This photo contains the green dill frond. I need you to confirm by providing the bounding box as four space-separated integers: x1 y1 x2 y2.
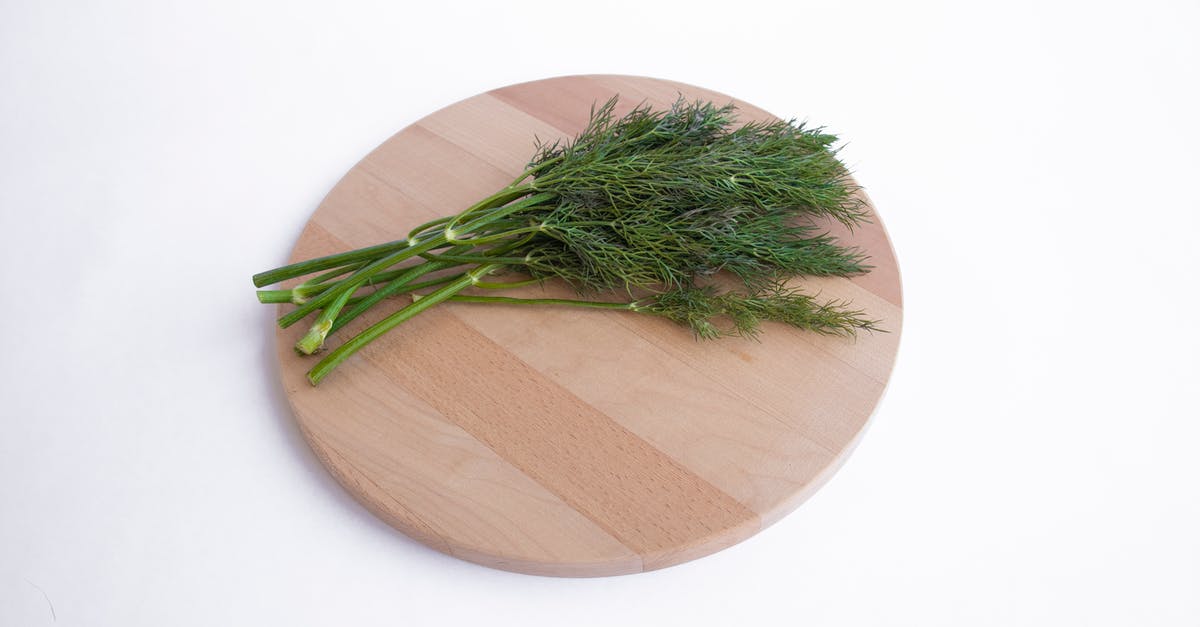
528 96 867 227
506 200 869 294
642 284 882 339
531 96 739 173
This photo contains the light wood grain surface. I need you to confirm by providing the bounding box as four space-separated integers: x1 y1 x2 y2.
274 75 903 577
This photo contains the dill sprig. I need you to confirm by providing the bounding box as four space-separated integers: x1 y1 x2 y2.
436 284 880 340
253 96 881 385
641 284 880 339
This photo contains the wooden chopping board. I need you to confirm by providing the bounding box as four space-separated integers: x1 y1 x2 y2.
275 75 902 577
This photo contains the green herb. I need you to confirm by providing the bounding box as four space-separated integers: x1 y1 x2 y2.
254 97 881 386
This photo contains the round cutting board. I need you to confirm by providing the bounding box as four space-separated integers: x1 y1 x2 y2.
275 75 902 577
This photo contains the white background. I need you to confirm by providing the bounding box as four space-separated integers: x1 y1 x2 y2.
2 0 1197 625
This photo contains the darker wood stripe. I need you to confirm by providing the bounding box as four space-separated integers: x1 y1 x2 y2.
353 308 761 562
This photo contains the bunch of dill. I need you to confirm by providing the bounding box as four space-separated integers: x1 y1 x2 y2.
253 97 880 385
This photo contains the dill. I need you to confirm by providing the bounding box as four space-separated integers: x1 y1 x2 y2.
253 96 881 385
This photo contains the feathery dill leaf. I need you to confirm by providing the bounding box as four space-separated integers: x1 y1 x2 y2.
641 284 881 339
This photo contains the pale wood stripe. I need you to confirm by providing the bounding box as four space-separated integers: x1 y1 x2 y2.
296 420 453 555
357 125 518 230
415 94 564 178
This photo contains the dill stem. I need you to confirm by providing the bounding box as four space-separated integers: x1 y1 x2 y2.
298 262 368 288
275 234 450 328
294 285 355 354
256 262 369 304
443 295 638 311
420 251 528 264
328 259 462 335
328 234 545 334
354 262 464 290
256 290 296 304
275 190 554 329
401 273 467 292
406 215 455 240
450 224 544 246
472 277 543 289
253 183 537 289
338 272 465 308
252 240 411 288
307 263 502 386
